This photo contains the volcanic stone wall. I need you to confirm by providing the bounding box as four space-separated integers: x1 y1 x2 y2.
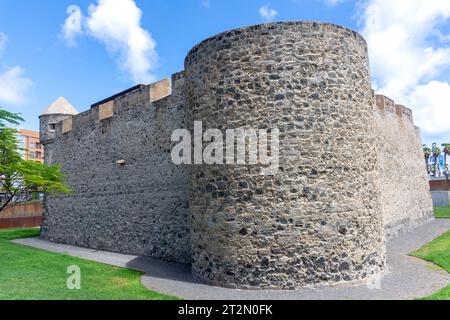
374 95 433 239
40 72 191 263
184 22 386 289
40 21 434 290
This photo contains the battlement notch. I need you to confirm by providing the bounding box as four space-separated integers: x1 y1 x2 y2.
47 72 184 137
375 94 414 122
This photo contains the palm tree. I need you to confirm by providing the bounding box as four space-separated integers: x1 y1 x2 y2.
423 145 431 175
442 143 450 169
442 143 450 181
432 146 441 177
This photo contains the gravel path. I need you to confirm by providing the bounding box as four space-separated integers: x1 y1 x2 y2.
14 219 450 300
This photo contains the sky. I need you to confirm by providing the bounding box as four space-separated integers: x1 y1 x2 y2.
0 0 449 146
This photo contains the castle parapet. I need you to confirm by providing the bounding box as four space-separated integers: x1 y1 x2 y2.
39 70 190 265
49 72 184 136
373 94 432 239
375 94 414 122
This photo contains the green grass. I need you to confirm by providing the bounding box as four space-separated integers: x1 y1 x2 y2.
435 206 450 219
411 229 450 300
0 228 177 300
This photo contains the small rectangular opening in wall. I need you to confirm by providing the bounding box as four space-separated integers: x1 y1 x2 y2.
48 123 56 131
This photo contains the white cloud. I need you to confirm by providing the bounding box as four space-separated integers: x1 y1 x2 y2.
0 33 33 106
259 5 278 23
360 0 450 138
201 0 211 8
409 81 450 135
60 5 84 47
0 66 33 105
60 0 158 84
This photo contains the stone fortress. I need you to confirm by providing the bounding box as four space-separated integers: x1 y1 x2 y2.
39 22 433 289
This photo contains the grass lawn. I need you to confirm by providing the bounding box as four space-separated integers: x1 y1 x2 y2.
435 206 450 219
0 228 177 300
411 229 450 300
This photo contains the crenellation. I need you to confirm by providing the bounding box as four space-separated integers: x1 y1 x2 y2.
52 105 98 139
98 100 114 121
46 73 186 138
414 125 421 135
373 96 432 239
375 94 415 122
39 21 433 290
150 78 171 102
385 96 395 113
375 94 395 113
91 84 146 109
396 104 413 121
61 117 73 134
113 85 150 109
172 71 185 90
395 105 403 117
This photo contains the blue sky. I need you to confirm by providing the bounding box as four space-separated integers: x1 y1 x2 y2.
0 0 449 146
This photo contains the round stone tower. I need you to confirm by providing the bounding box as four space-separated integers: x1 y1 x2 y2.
184 22 386 289
39 96 78 164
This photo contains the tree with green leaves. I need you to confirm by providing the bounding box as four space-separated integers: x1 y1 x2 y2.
423 144 431 175
442 143 450 167
443 143 450 179
0 107 69 212
432 146 442 177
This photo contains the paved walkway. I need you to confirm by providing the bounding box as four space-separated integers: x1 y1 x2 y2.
14 219 450 300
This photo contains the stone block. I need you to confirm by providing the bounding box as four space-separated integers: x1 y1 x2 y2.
99 101 114 121
61 117 73 134
375 95 385 111
150 78 171 102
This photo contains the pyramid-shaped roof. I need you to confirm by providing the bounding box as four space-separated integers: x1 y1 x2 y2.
41 97 78 116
